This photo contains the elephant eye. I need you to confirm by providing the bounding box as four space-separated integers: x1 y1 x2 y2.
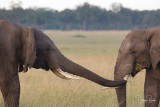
131 51 136 55
46 48 50 51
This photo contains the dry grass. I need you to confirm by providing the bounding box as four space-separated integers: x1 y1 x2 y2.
0 30 146 107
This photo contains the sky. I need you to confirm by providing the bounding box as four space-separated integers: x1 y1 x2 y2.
1 0 160 11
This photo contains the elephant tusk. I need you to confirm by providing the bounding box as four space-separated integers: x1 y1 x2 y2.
123 75 129 81
102 87 119 90
52 68 80 80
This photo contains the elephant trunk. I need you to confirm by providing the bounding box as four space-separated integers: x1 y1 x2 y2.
56 53 127 87
114 54 133 107
114 71 127 107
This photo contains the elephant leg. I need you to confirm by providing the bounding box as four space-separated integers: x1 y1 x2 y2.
0 74 20 107
144 70 159 107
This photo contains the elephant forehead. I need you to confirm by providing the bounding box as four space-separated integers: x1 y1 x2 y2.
120 40 132 51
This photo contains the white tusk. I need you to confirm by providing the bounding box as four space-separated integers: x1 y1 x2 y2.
102 87 119 90
123 75 129 81
52 68 80 80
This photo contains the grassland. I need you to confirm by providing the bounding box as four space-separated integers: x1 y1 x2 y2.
0 30 146 107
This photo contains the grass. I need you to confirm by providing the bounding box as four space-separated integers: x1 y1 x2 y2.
46 30 127 55
0 30 146 107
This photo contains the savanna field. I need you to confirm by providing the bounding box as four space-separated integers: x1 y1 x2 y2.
0 30 146 107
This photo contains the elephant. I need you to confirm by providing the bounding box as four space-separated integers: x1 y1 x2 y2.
114 27 160 107
0 20 128 107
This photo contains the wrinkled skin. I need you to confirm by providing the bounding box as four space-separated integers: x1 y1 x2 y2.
114 27 160 107
0 20 127 107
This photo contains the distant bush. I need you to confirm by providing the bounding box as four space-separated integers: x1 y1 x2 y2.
73 34 86 38
1 2 160 30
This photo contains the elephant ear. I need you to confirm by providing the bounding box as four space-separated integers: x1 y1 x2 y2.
22 26 36 72
146 28 160 70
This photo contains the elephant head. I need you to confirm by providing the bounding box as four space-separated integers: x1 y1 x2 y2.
19 27 129 88
114 27 160 107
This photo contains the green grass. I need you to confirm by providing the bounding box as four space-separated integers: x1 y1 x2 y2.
46 30 127 55
0 30 146 107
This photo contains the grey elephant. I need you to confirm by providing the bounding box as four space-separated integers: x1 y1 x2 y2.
0 20 128 107
114 27 160 107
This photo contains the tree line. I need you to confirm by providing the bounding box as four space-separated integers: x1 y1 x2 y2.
0 3 160 30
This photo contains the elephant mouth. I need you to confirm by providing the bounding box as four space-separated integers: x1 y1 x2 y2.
131 63 144 77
